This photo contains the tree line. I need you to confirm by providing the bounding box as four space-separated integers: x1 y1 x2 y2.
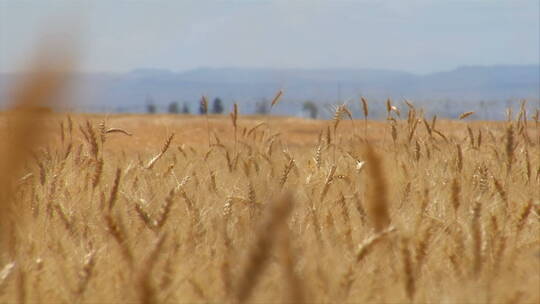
146 97 224 115
146 97 320 119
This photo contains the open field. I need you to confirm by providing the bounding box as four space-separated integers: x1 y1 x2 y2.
0 109 539 303
1 2 539 303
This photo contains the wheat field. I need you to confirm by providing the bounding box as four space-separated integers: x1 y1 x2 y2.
0 66 539 304
0 103 539 304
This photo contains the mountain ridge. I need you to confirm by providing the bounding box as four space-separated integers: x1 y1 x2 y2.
0 64 538 119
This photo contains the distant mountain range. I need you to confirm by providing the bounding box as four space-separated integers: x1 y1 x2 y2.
1 65 538 119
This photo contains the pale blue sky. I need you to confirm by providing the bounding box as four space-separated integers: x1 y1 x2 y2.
0 0 538 73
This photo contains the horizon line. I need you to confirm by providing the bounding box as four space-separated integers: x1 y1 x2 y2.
1 63 539 76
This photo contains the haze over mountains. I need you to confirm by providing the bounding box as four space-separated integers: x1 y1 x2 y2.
1 64 538 119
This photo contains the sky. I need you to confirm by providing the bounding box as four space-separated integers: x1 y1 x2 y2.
0 0 538 74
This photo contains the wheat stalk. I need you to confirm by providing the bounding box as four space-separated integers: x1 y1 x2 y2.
146 133 175 169
401 237 416 300
459 111 475 120
107 168 121 211
235 193 293 303
105 128 132 136
270 89 284 108
364 145 391 232
355 226 396 263
361 97 369 138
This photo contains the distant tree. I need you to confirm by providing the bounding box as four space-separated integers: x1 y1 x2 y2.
145 95 156 114
146 103 156 114
168 101 179 114
255 98 269 115
212 97 224 114
199 97 208 115
302 101 319 119
480 100 486 120
182 102 190 114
